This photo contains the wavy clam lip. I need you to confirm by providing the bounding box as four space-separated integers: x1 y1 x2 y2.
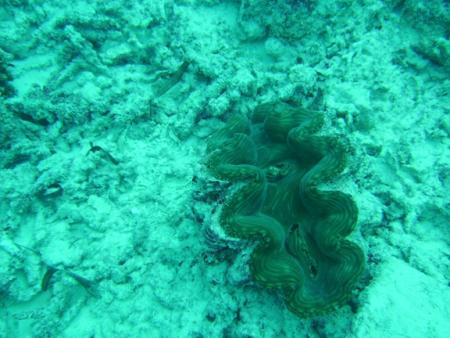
206 102 365 318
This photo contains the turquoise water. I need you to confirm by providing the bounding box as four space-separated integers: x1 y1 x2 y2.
0 1 449 337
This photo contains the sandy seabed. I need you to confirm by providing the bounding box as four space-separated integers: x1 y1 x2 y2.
0 1 449 337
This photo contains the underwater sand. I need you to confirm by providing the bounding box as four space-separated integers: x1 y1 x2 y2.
0 0 449 337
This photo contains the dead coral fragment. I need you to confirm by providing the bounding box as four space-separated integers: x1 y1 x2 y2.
206 102 364 317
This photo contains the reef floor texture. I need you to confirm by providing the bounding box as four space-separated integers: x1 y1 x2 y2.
0 1 449 337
